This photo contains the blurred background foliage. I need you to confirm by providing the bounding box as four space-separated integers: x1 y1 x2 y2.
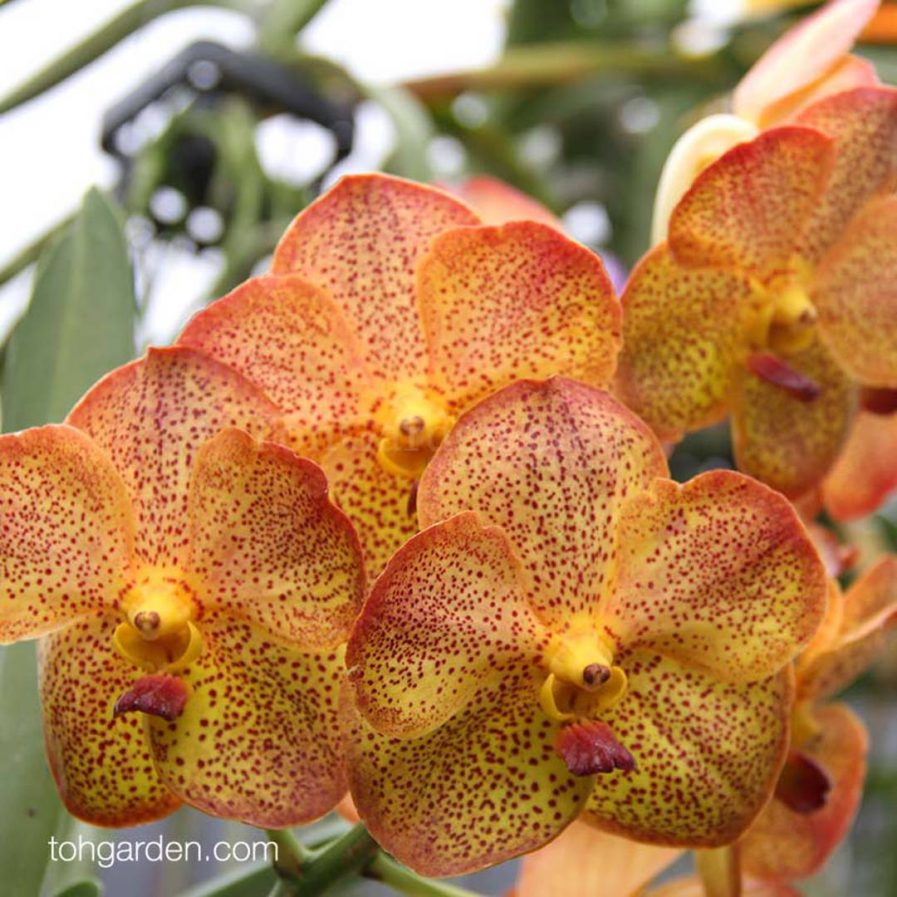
0 0 896 895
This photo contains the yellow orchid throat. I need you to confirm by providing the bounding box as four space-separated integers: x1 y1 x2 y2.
374 381 455 479
745 266 817 356
113 567 202 674
539 630 628 723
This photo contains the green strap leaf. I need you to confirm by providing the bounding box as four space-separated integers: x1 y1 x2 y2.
0 187 137 897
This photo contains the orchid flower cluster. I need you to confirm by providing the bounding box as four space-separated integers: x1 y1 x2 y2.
1 1 895 895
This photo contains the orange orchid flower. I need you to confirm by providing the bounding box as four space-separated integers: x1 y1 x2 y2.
739 556 897 883
178 173 621 574
653 0 880 242
443 175 564 229
620 87 897 499
644 874 799 897
510 822 682 897
341 378 827 875
822 388 897 519
0 347 365 827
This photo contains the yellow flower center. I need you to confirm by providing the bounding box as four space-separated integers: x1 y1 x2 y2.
539 630 628 723
745 266 817 355
113 567 202 673
374 381 455 480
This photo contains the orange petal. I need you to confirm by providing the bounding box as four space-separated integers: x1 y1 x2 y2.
38 614 181 826
799 556 897 701
585 658 793 847
733 0 880 125
796 86 897 262
731 336 857 498
617 243 754 441
346 512 545 738
864 3 897 42
824 408 897 520
603 471 827 683
514 820 681 897
341 674 592 876
147 613 347 826
318 428 421 576
67 347 281 567
186 428 365 651
757 54 880 128
647 877 801 897
271 173 479 380
813 194 897 387
418 378 667 630
668 127 834 279
177 275 373 453
418 221 621 409
444 176 562 229
0 425 135 642
740 702 868 881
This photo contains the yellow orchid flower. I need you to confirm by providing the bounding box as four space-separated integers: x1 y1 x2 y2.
0 347 365 827
654 0 880 243
620 86 897 499
340 378 827 875
177 173 621 574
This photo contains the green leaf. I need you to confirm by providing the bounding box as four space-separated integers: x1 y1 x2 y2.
1 187 137 431
0 187 137 897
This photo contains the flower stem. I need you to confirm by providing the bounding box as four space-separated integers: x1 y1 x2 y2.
367 853 484 897
265 828 313 879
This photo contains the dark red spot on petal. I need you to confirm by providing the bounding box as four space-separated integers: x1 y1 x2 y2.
746 351 821 402
113 674 189 722
407 480 420 517
555 721 636 776
775 750 831 813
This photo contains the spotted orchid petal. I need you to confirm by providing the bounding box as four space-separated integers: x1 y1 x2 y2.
272 174 479 380
731 336 857 498
178 275 373 454
446 176 563 229
38 615 181 826
796 86 897 263
617 243 754 441
418 222 621 410
733 0 880 126
824 406 897 520
67 347 281 568
585 658 793 846
0 426 135 642
146 613 348 827
186 428 365 651
347 512 546 738
341 673 592 877
798 556 897 702
417 378 667 630
740 703 868 881
603 471 826 683
317 428 421 575
813 194 897 387
513 821 681 897
668 127 834 279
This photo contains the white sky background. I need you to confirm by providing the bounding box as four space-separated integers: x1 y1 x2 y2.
0 0 508 341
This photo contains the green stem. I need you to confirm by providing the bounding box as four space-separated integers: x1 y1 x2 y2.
402 41 725 102
265 828 313 879
291 824 380 895
257 0 330 54
0 0 259 114
367 854 484 897
266 880 295 897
